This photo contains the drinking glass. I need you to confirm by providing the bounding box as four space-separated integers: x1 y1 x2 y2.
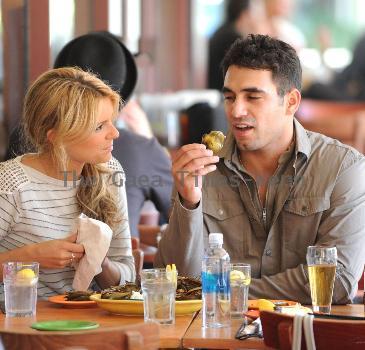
230 263 251 318
141 268 176 325
306 246 337 314
3 262 39 317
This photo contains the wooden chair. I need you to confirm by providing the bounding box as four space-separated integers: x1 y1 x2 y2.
131 237 144 279
296 99 365 153
0 322 159 350
138 225 159 266
261 310 365 350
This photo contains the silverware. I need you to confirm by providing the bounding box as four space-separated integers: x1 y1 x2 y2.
235 317 263 340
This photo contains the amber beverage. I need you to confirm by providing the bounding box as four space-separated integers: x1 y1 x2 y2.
308 264 336 308
306 246 337 314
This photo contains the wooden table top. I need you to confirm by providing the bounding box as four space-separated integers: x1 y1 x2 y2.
0 300 197 349
183 304 365 350
1 302 364 349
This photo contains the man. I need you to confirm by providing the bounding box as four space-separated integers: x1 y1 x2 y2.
156 34 365 304
207 0 252 90
5 32 173 238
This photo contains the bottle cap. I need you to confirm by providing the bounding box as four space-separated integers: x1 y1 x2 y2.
209 233 223 245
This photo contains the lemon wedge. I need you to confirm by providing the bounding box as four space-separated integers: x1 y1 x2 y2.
166 264 178 288
230 270 251 285
257 299 275 311
16 268 35 280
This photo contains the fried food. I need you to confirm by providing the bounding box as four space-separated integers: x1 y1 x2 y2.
202 131 226 155
101 283 140 300
65 290 95 301
100 276 202 301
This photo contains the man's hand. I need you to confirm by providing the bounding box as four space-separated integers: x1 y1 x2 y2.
172 144 219 208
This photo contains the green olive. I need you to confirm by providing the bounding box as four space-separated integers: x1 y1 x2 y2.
202 131 226 155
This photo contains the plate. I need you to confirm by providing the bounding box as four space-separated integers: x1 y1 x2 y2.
248 299 298 310
31 320 99 331
48 295 97 308
90 294 202 316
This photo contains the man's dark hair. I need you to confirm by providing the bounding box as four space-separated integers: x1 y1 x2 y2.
226 0 250 23
221 34 302 96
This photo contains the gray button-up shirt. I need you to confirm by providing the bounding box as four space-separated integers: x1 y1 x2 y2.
155 119 365 304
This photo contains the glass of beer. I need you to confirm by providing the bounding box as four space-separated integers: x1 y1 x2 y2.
306 246 337 314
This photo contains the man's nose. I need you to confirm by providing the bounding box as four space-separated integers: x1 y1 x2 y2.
232 99 248 118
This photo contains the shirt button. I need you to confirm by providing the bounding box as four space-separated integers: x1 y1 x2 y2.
218 209 224 216
265 249 272 256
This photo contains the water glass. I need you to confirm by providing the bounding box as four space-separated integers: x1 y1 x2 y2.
306 246 337 314
3 262 39 317
230 263 251 318
141 268 175 325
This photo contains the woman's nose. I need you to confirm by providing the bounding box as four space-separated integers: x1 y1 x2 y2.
109 124 119 139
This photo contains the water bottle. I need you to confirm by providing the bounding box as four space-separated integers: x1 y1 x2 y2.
202 233 231 328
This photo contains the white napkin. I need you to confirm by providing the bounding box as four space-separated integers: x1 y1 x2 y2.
72 214 113 291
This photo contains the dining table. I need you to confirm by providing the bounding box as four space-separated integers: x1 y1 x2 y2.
0 300 197 349
0 301 364 349
182 304 365 349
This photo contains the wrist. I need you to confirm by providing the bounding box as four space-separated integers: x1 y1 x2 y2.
179 194 199 210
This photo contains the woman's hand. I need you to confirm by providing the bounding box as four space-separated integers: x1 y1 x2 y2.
24 233 85 269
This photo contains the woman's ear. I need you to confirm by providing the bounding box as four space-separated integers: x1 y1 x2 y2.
286 89 301 116
46 129 56 144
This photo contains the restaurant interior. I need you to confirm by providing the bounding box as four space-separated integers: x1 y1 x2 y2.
1 0 365 349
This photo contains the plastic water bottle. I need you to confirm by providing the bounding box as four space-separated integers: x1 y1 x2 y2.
202 233 231 328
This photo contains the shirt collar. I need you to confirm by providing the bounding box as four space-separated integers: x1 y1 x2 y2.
293 118 311 159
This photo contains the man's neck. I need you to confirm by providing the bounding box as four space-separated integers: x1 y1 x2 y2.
239 128 295 180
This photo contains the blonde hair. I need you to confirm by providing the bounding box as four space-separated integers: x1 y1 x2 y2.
22 67 122 229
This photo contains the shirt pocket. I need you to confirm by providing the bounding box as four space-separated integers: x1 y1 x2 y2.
203 198 248 259
282 197 330 263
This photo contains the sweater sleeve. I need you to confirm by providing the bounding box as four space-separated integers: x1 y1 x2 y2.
154 193 205 277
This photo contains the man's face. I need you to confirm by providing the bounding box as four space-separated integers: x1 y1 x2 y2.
223 66 294 154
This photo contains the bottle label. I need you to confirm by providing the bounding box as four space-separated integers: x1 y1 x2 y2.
202 271 230 293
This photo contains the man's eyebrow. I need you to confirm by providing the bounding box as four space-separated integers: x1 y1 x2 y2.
222 86 267 94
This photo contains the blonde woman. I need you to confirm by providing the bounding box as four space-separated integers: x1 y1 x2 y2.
0 67 135 297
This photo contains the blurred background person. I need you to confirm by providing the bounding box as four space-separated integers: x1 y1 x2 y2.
303 33 365 101
261 0 306 51
207 0 253 90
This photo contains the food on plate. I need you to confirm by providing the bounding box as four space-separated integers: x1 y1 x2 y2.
176 276 201 300
202 131 226 155
65 290 96 301
99 276 202 301
101 283 140 300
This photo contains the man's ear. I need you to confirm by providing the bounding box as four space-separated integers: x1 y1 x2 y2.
46 129 56 144
285 89 301 116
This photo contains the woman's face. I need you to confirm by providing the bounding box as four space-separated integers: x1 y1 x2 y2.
65 97 119 171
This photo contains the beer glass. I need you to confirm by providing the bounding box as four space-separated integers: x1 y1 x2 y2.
306 246 337 314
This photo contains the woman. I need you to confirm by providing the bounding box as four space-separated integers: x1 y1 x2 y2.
0 67 135 298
